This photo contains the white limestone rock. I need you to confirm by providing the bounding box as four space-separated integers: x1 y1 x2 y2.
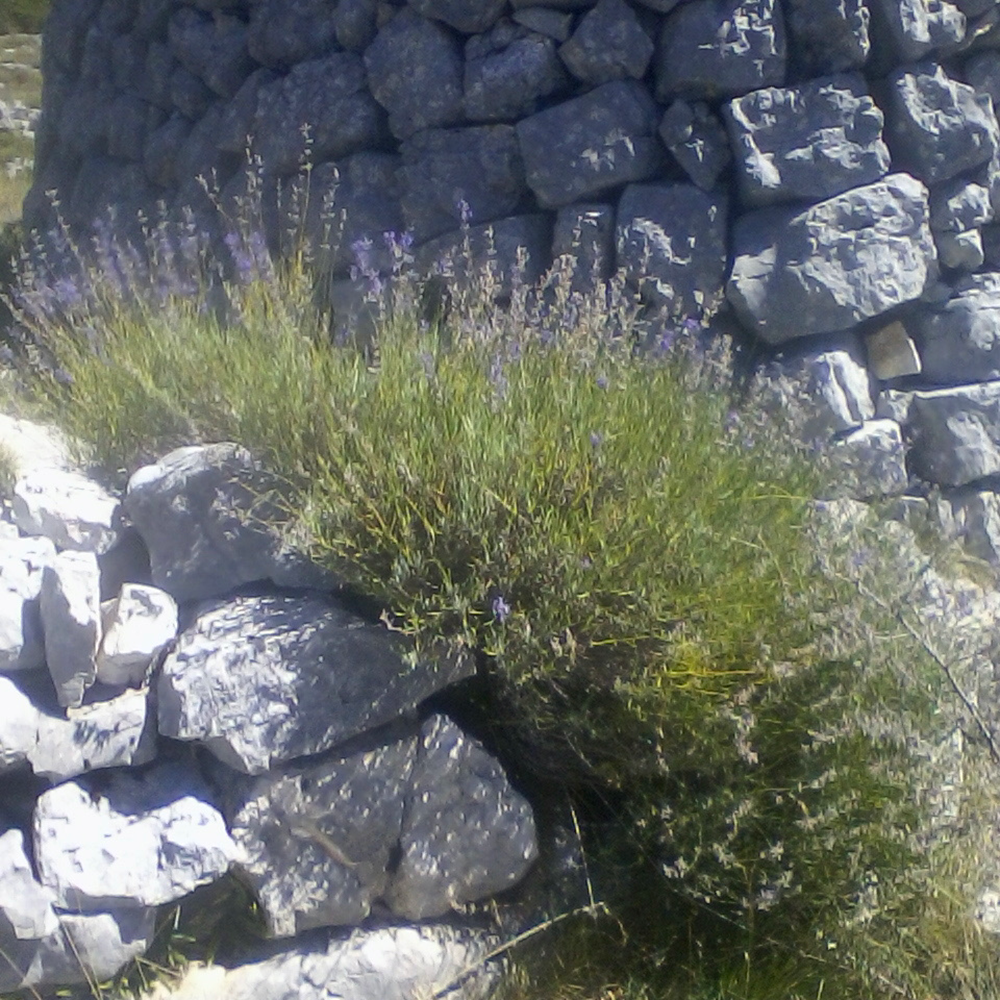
40 550 101 708
97 584 178 686
12 469 119 554
0 536 55 672
34 764 240 910
824 419 909 500
0 676 40 773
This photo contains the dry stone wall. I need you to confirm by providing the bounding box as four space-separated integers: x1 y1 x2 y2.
26 0 1000 539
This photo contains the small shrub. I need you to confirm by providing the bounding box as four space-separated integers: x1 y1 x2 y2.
13 201 1000 999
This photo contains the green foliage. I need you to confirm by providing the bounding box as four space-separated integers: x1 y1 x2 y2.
0 1 49 35
13 208 1000 999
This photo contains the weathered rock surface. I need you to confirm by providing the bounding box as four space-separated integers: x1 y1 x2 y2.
909 382 1000 485
558 0 653 85
658 99 731 192
409 0 507 34
883 62 998 186
230 722 419 937
97 583 178 687
615 182 728 317
868 0 966 64
866 320 923 380
0 538 55 673
824 419 910 499
727 173 937 344
0 677 39 772
12 469 119 554
123 443 332 603
39 550 101 709
940 489 1000 563
246 0 340 68
399 125 525 244
364 9 464 139
654 0 786 103
517 80 664 208
167 6 254 98
33 764 239 910
464 21 568 122
386 715 538 921
909 274 1000 384
786 0 871 75
723 74 890 208
141 925 500 1000
158 594 475 773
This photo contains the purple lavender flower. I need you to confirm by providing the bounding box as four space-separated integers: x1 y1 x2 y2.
590 431 603 448
492 595 511 623
596 375 609 390
489 354 507 400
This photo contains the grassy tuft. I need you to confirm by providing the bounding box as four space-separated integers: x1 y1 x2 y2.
0 2 48 36
10 195 1000 998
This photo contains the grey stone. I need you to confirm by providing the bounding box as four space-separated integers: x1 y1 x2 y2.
170 65 214 120
143 40 176 110
866 320 923 379
909 274 1000 383
33 765 239 910
216 67 277 155
616 182 727 318
44 0 102 73
230 722 419 936
147 925 499 1000
955 0 998 14
414 214 554 293
400 126 525 244
247 0 340 67
252 53 388 176
727 173 937 344
884 62 999 186
99 0 136 32
786 0 871 75
135 0 173 40
512 6 575 39
57 85 110 157
755 336 876 443
173 100 236 190
364 9 465 140
937 227 985 269
464 22 569 122
868 0 966 63
510 0 597 6
722 74 891 208
558 0 654 85
409 0 508 33
0 538 55 673
333 0 380 50
553 204 615 292
123 443 332 603
111 32 148 94
386 715 538 920
964 49 1000 110
658 100 731 192
40 551 101 710
106 93 150 162
930 178 993 233
941 489 1000 563
516 80 664 208
909 382 1000 485
823 420 909 500
654 0 786 103
0 677 38 772
0 829 59 942
168 7 255 98
79 23 112 83
96 584 178 687
0 416 74 481
876 388 916 424
143 114 192 188
158 594 475 773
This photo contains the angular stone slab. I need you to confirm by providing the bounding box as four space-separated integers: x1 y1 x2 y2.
0 677 38 773
386 715 538 920
34 764 239 910
516 80 664 208
824 420 909 500
12 469 119 555
364 9 464 140
654 0 786 103
464 22 568 123
558 0 654 86
0 828 59 942
615 182 728 318
246 0 341 68
786 0 870 75
0 537 55 673
146 925 499 1000
658 99 731 192
883 62 998 186
909 274 1000 384
252 53 389 176
408 0 507 33
158 594 475 773
723 74 890 208
123 443 333 603
866 320 922 380
868 0 966 64
727 173 937 344
909 382 1000 486
40 551 101 710
97 584 178 687
399 125 526 244
941 490 1000 564
230 722 419 937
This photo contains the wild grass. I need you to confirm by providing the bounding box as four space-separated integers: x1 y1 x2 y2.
6 191 1000 999
0 34 41 71
0 2 48 37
